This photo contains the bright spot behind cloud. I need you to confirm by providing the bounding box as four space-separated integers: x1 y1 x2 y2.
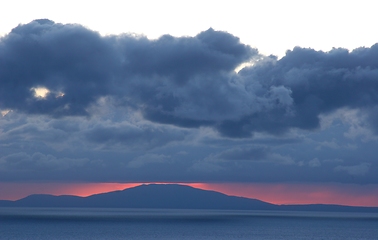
1 109 10 116
31 87 50 98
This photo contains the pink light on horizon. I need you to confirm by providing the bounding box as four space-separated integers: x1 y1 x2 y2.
1 182 378 207
0 182 142 200
186 183 378 207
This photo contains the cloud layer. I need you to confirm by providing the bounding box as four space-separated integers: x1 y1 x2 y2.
0 20 377 185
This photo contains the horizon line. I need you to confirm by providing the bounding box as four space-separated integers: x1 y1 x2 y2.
1 182 378 208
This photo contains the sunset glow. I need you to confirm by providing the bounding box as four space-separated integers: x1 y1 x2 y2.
187 183 378 207
0 182 141 200
1 182 377 207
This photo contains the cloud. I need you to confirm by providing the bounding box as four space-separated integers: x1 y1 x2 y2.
216 146 268 161
116 28 255 83
1 19 378 186
236 46 378 137
0 19 118 117
0 19 293 138
319 108 377 141
315 139 340 150
309 158 321 167
0 152 88 171
0 20 257 123
85 122 187 150
202 146 295 166
335 163 371 176
127 154 172 168
5 20 378 139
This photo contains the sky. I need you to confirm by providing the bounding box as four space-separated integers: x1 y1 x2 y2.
1 0 378 207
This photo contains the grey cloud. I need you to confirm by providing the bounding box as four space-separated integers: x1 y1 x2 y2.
366 106 378 135
0 19 255 118
189 160 225 173
115 28 255 83
0 114 377 184
0 109 186 154
205 146 294 165
3 20 378 139
335 163 371 176
127 154 172 168
315 139 340 150
4 122 69 142
114 30 264 132
0 113 83 151
1 94 377 185
308 158 321 167
48 119 81 133
0 152 88 171
0 19 118 117
216 146 268 161
85 123 187 150
235 46 378 137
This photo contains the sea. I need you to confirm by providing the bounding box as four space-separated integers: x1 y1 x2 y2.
1 208 377 240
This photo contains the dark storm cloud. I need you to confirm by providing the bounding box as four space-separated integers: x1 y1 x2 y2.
234 46 378 136
0 19 118 116
116 28 254 83
131 44 378 138
2 19 378 139
0 19 256 122
2 19 378 187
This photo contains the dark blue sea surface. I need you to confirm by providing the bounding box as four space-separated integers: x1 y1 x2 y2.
1 208 377 239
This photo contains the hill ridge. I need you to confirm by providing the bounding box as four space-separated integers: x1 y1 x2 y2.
1 184 378 212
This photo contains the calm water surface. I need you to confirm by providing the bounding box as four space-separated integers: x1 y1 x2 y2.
1 208 377 239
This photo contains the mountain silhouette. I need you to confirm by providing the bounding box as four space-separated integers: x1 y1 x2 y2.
1 184 377 212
